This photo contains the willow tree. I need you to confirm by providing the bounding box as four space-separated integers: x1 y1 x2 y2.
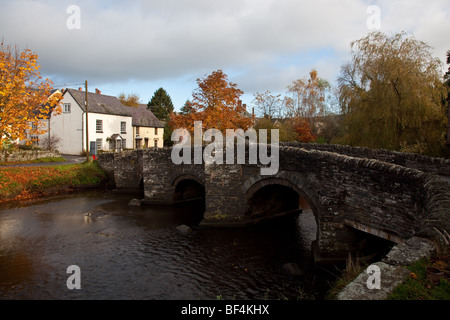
445 50 450 153
445 50 450 86
338 31 447 156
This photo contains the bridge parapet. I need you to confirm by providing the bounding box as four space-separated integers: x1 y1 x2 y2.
416 175 450 252
281 142 450 177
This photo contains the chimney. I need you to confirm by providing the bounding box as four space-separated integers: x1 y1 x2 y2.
95 88 101 94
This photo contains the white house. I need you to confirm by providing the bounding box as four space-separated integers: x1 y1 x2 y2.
49 88 133 155
16 89 62 148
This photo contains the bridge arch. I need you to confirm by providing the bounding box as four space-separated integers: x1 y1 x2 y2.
243 171 319 225
171 174 205 202
243 171 320 214
243 172 320 253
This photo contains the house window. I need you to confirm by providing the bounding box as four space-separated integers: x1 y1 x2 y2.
96 120 103 133
136 127 140 137
121 122 126 134
32 122 38 130
64 103 71 113
154 139 159 148
96 138 102 151
122 139 126 149
155 128 158 135
31 135 39 146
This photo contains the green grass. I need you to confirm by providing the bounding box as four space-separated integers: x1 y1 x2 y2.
388 256 450 300
0 156 66 166
326 252 450 300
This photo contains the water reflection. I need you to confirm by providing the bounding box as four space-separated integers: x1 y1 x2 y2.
0 190 331 300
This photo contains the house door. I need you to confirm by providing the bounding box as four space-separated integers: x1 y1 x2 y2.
90 141 97 156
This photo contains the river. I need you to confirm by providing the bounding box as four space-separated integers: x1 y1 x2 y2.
0 190 334 300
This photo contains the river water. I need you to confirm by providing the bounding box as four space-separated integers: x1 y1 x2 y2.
0 190 334 300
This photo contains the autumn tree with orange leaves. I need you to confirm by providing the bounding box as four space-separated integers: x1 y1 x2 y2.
0 42 61 148
170 70 252 133
291 118 316 142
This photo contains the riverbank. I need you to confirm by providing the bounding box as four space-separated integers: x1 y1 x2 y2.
0 161 108 204
327 245 450 300
388 251 450 300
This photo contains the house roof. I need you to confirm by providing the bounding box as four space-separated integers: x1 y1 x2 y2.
63 89 164 128
110 134 123 140
65 88 132 117
31 89 63 119
127 104 165 128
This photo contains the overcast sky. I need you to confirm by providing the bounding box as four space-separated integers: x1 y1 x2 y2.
1 0 449 111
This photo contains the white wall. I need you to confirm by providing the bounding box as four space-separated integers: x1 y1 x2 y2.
88 113 133 152
49 92 133 155
49 93 84 155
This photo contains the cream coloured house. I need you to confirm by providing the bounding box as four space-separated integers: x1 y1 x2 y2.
127 104 164 149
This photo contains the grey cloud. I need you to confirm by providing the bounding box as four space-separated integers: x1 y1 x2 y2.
1 0 448 95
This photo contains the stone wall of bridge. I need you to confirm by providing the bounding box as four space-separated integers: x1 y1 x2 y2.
142 147 205 204
140 147 257 222
281 142 450 176
96 144 450 261
277 147 428 260
280 146 450 258
96 150 144 191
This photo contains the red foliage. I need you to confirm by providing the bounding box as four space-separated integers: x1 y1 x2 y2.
169 70 252 133
291 118 316 143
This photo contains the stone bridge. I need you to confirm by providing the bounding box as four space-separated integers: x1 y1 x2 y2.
97 143 450 262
